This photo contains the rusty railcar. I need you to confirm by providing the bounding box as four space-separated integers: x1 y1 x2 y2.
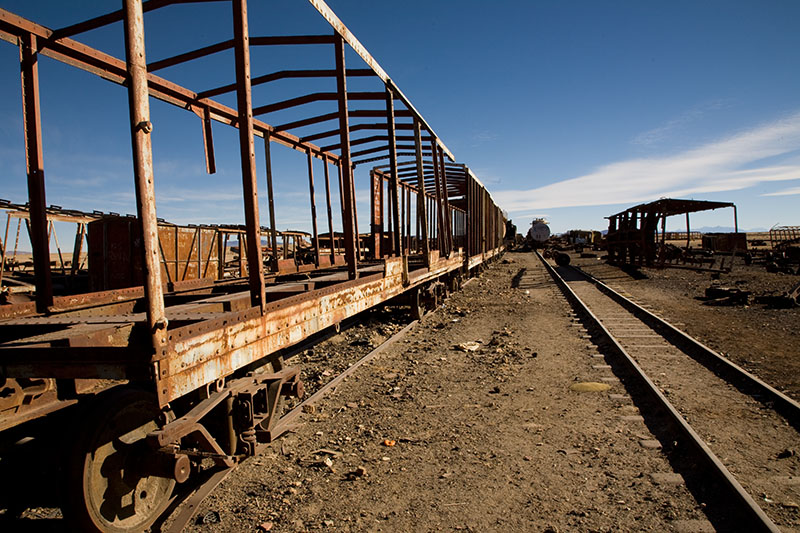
0 1 505 531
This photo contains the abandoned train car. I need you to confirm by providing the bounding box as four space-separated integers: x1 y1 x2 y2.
0 1 505 531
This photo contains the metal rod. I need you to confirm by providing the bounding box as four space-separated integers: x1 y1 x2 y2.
122 0 167 351
413 119 429 262
264 133 279 273
306 148 320 267
322 155 335 263
232 0 265 310
19 33 53 312
202 106 216 174
385 86 401 256
334 33 358 279
70 222 85 278
438 146 452 257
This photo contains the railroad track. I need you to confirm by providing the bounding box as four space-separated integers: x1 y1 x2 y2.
536 251 800 532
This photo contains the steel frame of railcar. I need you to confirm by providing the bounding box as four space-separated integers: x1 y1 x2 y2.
0 0 505 528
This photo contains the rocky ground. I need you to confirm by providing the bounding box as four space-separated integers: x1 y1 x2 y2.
182 251 724 533
4 250 798 532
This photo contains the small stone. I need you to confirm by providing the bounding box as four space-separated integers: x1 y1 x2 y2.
489 386 501 394
777 448 796 459
354 466 367 477
346 402 359 409
323 519 334 527
257 522 274 532
198 511 220 524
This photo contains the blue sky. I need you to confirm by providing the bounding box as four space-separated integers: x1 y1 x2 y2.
1 0 799 245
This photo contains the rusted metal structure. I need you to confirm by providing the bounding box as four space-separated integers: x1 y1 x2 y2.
0 1 505 531
606 198 738 272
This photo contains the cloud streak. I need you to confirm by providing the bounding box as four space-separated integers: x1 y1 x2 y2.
495 111 800 213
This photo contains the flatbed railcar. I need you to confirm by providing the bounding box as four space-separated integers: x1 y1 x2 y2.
0 1 505 531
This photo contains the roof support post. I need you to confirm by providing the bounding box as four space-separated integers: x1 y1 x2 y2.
122 0 167 351
430 139 446 255
232 0 265 310
322 155 336 262
334 33 358 278
413 120 429 263
385 86 401 256
19 33 53 313
438 144 452 257
369 170 380 258
306 148 320 267
263 133 279 273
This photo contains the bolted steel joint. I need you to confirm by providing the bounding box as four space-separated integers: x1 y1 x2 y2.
153 317 168 331
281 379 304 399
136 120 153 134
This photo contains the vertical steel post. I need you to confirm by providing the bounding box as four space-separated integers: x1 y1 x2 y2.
232 0 265 309
322 155 336 262
19 33 53 312
0 214 9 287
385 87 402 256
438 145 452 257
430 140 444 254
202 106 216 174
122 0 167 350
70 223 85 278
370 170 381 258
334 34 358 278
306 149 320 267
686 212 691 249
263 133 279 273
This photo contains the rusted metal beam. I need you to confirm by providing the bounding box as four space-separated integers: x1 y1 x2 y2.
274 112 339 133
413 119 430 262
306 0 455 162
438 142 452 257
197 68 374 100
306 148 320 267
322 155 336 262
264 133 279 273
334 34 358 279
386 86 401 256
122 0 167 352
253 91 396 116
232 0 265 311
0 9 340 164
202 106 216 174
250 34 335 46
147 39 234 72
19 33 53 313
49 0 184 40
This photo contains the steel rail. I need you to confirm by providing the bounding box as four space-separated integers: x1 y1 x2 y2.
155 318 420 532
534 251 781 533
571 263 800 428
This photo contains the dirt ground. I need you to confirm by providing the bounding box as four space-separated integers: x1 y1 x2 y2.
184 251 717 533
6 249 798 531
570 252 800 400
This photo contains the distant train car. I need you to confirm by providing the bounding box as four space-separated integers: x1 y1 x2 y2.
526 218 551 247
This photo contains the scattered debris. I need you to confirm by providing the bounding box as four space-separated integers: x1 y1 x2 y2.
569 382 612 392
455 341 481 352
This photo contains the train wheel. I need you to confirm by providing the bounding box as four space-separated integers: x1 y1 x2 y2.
448 274 461 294
410 288 425 320
64 387 175 533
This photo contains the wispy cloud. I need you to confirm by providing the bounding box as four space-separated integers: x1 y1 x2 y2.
495 111 800 213
762 185 800 197
631 99 733 146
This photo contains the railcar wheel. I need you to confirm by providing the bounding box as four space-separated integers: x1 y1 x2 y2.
64 388 176 533
410 288 425 320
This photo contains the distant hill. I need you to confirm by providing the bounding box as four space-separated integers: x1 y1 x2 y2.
691 226 768 233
